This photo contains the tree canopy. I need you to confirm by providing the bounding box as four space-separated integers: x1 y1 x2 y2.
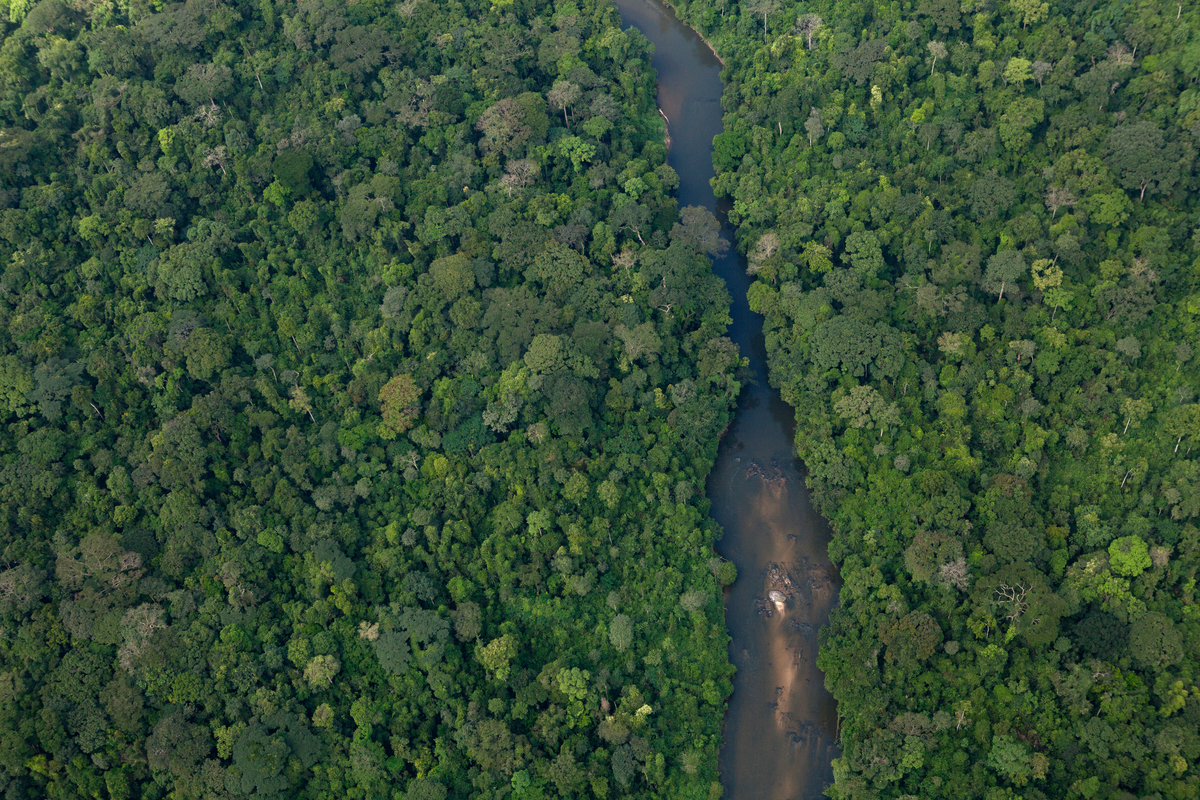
666 0 1200 796
0 0 742 797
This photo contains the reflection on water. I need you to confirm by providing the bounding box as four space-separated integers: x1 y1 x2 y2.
611 0 841 797
708 403 840 800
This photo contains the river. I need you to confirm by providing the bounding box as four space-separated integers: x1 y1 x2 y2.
609 1 841 797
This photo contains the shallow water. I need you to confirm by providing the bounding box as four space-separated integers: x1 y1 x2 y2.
610 1 841 797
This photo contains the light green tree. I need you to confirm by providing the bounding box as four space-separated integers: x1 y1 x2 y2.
476 634 518 680
1108 535 1150 577
1010 0 1048 28
1002 57 1032 86
557 136 596 172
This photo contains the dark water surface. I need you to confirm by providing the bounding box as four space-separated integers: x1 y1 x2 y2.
610 1 841 797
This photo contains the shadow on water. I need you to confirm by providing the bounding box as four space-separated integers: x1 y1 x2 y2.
610 0 841 797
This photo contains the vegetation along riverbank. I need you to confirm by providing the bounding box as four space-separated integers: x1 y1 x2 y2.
4 0 1200 796
664 0 1200 797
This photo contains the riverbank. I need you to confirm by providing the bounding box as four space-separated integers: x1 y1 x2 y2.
613 0 840 797
654 0 727 66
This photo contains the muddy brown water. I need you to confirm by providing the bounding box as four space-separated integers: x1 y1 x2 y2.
610 0 841 797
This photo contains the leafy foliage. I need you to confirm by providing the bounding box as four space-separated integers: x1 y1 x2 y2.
666 0 1200 796
0 0 741 796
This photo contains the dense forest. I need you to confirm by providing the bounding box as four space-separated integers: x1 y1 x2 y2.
664 0 1200 797
0 0 746 797
6 0 1200 795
